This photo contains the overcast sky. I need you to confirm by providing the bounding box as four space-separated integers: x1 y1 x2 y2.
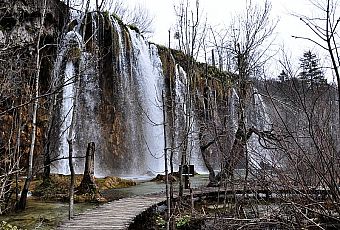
122 0 315 50
120 0 331 78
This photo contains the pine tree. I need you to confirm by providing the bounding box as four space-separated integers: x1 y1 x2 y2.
299 51 326 86
278 70 288 82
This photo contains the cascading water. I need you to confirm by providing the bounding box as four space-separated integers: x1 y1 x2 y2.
53 13 171 177
52 30 83 175
129 30 165 175
247 90 273 167
75 50 101 174
228 87 274 169
57 61 74 175
230 88 239 132
174 64 207 173
173 64 186 168
52 12 274 178
111 18 144 176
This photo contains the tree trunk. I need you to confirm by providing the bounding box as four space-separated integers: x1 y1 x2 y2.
43 143 51 185
42 92 58 185
17 0 47 211
78 142 97 194
162 91 170 230
200 139 217 186
42 114 54 186
68 139 75 219
218 125 253 182
15 101 22 204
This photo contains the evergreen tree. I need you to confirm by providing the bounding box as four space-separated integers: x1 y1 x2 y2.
278 70 288 82
298 50 326 86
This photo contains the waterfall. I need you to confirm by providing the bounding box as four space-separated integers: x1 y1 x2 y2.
228 87 274 169
247 89 273 168
129 30 165 175
52 12 273 178
110 17 144 176
174 65 207 173
52 12 211 177
52 14 168 177
75 50 101 175
51 30 83 175
57 61 74 175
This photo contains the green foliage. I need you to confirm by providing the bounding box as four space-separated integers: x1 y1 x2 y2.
176 215 191 228
68 47 81 61
0 221 23 230
103 11 110 18
111 13 124 26
155 215 166 228
127 24 140 34
278 70 288 82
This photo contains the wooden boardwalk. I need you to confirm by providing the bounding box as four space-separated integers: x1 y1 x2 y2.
57 185 324 230
57 187 269 230
57 194 165 230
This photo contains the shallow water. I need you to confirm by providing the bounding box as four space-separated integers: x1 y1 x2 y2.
102 174 209 200
0 199 97 230
0 174 209 229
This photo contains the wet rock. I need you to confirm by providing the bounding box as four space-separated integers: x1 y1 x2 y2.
151 174 178 182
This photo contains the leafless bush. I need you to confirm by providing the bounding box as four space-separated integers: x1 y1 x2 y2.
109 0 154 35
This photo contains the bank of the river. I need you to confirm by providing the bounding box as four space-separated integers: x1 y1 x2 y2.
0 174 209 229
0 199 97 230
0 174 136 229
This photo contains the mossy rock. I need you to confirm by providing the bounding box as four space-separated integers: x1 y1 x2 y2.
111 12 124 26
96 176 136 190
0 221 24 230
67 46 81 61
32 174 86 200
127 24 140 34
32 175 136 201
151 174 177 182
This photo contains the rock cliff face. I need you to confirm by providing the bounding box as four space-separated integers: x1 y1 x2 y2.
0 2 292 178
0 4 237 177
0 0 68 166
0 0 67 48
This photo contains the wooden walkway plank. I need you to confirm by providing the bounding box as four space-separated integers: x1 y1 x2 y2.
57 195 165 230
57 183 334 230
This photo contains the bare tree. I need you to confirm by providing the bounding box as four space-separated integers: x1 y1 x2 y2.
262 49 340 226
293 0 340 128
172 0 208 198
109 0 154 35
201 0 276 185
208 26 235 72
17 0 48 211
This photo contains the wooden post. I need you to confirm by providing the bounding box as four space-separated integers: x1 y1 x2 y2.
162 90 170 230
190 188 194 214
211 49 215 67
68 139 75 219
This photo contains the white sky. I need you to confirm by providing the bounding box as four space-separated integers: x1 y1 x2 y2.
123 0 314 48
121 0 332 79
